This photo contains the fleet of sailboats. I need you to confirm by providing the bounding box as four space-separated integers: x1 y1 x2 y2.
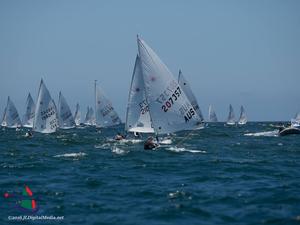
0 36 258 138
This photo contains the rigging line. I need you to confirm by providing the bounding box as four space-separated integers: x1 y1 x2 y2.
175 123 203 148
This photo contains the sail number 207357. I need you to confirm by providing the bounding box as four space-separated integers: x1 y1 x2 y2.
161 86 181 112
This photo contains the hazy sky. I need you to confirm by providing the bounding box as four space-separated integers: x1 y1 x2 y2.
0 0 299 121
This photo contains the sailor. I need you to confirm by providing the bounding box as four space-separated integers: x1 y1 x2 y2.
25 131 33 138
114 132 125 141
144 136 159 150
133 132 141 138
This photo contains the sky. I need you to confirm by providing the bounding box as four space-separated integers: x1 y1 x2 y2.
0 0 299 121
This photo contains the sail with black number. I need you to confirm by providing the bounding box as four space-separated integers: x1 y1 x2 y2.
74 103 81 126
33 79 58 133
125 55 154 133
208 105 218 122
58 92 75 129
238 105 247 125
22 93 35 128
226 104 235 125
95 81 121 127
1 96 22 128
291 112 300 127
178 70 204 123
137 36 202 134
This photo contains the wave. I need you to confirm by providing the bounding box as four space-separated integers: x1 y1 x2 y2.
244 130 278 137
54 152 87 158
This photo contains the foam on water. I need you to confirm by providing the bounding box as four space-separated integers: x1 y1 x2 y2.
166 146 206 153
244 130 278 137
54 152 87 158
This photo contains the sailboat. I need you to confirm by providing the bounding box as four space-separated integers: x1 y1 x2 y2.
74 103 81 126
57 92 75 129
22 93 35 128
1 96 22 128
125 55 154 134
137 36 202 135
226 104 236 125
33 79 58 133
84 107 95 126
94 81 121 128
178 70 204 124
238 105 247 125
291 112 300 128
208 105 218 122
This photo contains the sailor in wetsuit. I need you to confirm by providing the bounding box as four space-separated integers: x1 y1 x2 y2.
114 132 125 141
144 136 159 150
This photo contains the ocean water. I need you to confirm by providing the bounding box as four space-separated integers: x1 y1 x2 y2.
1 122 300 225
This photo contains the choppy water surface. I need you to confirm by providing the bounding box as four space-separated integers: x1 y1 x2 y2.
1 122 300 225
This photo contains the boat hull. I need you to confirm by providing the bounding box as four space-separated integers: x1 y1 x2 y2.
279 127 300 136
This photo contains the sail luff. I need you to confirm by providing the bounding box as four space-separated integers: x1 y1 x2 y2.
74 103 80 126
22 93 35 128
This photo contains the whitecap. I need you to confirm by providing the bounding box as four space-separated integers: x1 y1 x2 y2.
166 146 206 153
159 139 172 145
244 130 278 137
111 146 127 155
54 152 87 158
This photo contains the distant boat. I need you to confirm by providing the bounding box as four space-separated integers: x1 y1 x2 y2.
226 104 235 125
57 92 75 129
125 55 154 133
74 103 81 126
1 96 22 128
291 112 300 128
94 81 121 128
208 105 218 122
33 79 58 133
137 36 202 135
22 93 35 128
84 106 94 126
238 105 247 125
178 70 204 124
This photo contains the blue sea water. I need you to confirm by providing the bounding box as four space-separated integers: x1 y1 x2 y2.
0 122 300 225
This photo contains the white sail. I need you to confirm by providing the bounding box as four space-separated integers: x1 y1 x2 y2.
137 36 202 134
89 107 96 126
84 107 91 125
22 93 35 128
1 96 22 128
58 92 75 129
208 105 218 122
238 105 247 125
291 112 300 127
226 104 235 125
178 70 204 122
74 103 81 126
95 81 121 127
125 55 154 133
33 79 58 133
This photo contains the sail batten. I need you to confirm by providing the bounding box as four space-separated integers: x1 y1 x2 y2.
137 36 202 134
33 79 58 133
